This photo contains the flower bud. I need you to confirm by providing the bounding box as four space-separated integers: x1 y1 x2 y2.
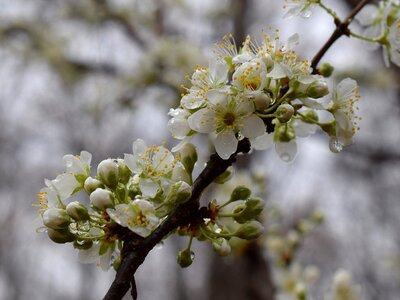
165 181 192 205
66 201 90 221
177 248 194 268
90 188 114 211
275 124 295 142
97 159 119 189
319 62 334 78
214 166 234 184
306 80 329 99
301 110 319 124
295 283 307 300
311 211 324 224
43 208 71 230
253 93 271 111
84 177 103 195
233 197 265 224
212 238 231 256
230 185 251 202
234 220 264 240
47 228 76 244
262 53 273 68
117 159 132 184
178 143 198 175
276 104 294 123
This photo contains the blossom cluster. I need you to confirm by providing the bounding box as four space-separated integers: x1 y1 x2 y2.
35 140 265 269
168 32 361 161
356 0 400 67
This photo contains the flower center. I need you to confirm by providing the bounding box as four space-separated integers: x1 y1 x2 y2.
223 112 236 126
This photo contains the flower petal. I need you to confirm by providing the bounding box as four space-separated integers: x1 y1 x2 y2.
214 129 238 159
240 114 266 138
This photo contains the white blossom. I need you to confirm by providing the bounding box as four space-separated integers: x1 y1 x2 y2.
106 199 160 237
283 0 319 19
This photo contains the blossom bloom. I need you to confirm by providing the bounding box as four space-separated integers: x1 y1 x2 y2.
106 199 160 237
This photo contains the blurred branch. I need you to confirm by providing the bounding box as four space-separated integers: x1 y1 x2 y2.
0 24 117 84
311 0 371 73
104 139 251 300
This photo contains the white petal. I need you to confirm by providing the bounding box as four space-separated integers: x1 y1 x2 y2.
207 90 228 106
251 132 274 150
152 147 174 173
214 129 238 160
336 78 357 101
132 139 147 157
181 93 204 110
188 108 217 133
124 153 141 173
275 141 297 162
168 117 191 139
268 62 287 79
79 242 100 264
356 4 378 26
171 136 193 152
139 179 159 198
240 114 266 138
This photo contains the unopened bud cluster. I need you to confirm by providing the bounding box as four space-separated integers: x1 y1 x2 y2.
35 141 266 270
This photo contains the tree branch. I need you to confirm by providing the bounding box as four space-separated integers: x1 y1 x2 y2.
311 0 371 73
103 139 251 300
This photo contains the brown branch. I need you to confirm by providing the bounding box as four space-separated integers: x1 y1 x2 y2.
311 0 371 73
103 139 251 300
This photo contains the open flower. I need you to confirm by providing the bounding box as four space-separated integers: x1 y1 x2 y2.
106 199 160 237
124 139 183 197
63 151 92 184
327 78 361 152
188 91 265 159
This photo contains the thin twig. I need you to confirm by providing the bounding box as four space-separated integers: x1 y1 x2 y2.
311 0 371 73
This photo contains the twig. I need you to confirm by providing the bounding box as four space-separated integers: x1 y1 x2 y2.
311 0 371 73
103 139 251 300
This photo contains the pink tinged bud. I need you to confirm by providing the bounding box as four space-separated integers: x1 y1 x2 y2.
43 208 71 230
90 188 114 211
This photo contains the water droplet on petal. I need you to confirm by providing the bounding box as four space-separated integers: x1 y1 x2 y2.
329 138 343 153
281 153 291 162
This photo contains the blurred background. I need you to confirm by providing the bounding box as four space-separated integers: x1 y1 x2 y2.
1 0 400 299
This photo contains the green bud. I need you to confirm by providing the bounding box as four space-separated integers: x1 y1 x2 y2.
301 110 319 124
276 104 294 123
177 248 194 268
90 188 114 211
115 183 127 203
117 159 132 184
97 159 119 189
230 185 251 202
212 238 231 256
165 181 192 205
233 197 265 224
43 208 71 230
214 166 234 184
311 211 324 224
306 80 329 99
178 143 198 175
320 120 336 137
84 177 103 195
66 201 90 221
235 220 264 240
319 63 334 78
73 240 93 250
47 228 76 244
295 283 307 300
275 124 295 142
